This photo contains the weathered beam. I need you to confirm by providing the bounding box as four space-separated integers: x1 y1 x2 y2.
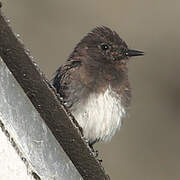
0 3 109 180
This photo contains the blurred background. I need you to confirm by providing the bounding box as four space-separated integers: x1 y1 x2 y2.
2 0 180 179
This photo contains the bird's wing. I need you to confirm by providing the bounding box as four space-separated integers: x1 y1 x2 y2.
51 60 83 108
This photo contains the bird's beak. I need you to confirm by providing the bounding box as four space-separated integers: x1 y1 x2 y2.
125 49 144 57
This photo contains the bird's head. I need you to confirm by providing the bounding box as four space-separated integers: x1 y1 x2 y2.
71 26 144 64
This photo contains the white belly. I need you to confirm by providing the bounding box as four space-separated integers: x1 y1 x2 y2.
71 86 126 143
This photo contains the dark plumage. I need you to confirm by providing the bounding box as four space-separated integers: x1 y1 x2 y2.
52 26 143 147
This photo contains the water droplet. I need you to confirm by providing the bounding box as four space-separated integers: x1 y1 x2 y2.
16 33 20 38
25 48 30 55
6 19 10 23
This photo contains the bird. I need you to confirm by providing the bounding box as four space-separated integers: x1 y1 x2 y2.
52 26 144 149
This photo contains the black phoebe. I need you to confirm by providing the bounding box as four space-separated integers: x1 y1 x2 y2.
52 26 143 148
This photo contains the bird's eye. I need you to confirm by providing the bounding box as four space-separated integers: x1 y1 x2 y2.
101 44 109 51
